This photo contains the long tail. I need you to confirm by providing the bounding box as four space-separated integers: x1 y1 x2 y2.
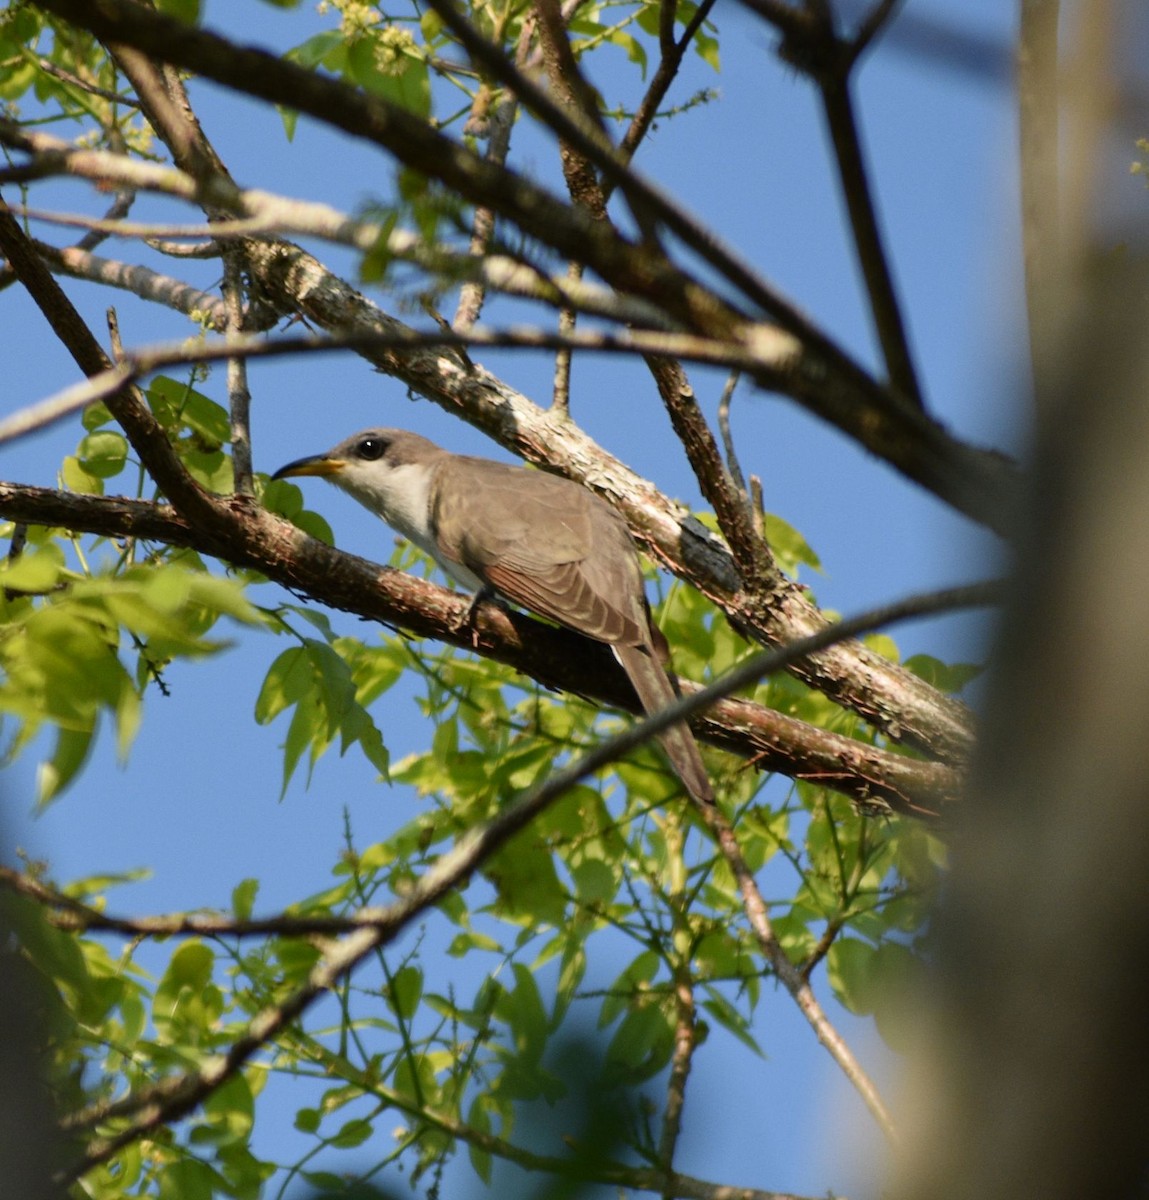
613 643 714 805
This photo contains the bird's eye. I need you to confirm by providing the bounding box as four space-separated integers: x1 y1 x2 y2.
357 436 387 461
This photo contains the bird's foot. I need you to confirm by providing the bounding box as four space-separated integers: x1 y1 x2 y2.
453 585 501 648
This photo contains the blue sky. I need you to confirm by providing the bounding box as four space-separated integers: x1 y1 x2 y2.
1 2 1024 1196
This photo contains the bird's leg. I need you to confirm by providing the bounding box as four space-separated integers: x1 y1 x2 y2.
455 584 502 647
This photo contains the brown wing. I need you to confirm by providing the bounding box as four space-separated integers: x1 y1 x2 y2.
432 455 650 647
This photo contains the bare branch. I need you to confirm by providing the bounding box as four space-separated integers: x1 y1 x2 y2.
34 239 229 325
33 57 141 109
0 327 786 445
847 0 905 66
2 118 1019 530
222 252 253 493
818 68 925 408
0 200 219 522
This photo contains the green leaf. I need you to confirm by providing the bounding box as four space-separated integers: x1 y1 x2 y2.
294 1107 321 1133
60 454 103 494
201 1074 255 1144
155 0 201 23
700 990 761 1054
762 511 822 577
287 30 346 71
301 1172 346 1191
81 400 114 431
154 941 222 1042
0 543 65 592
330 1117 373 1149
146 376 230 447
255 646 312 724
503 964 548 1054
600 950 659 1027
0 58 36 100
863 632 901 663
693 28 721 71
157 1159 215 1200
903 653 982 693
347 32 431 118
604 1002 674 1083
37 726 95 807
388 965 423 1020
826 936 878 1014
485 835 566 926
76 430 129 479
467 1095 493 1183
278 105 299 141
232 878 259 919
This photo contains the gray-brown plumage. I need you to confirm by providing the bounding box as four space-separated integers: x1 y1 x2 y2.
273 429 714 805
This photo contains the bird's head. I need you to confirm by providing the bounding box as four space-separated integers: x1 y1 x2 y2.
271 429 444 543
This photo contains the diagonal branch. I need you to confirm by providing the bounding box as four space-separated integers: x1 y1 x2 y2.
240 237 981 763
0 160 980 763
0 480 969 815
817 66 924 408
0 199 207 518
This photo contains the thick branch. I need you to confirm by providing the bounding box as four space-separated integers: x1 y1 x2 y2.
0 481 965 814
244 238 979 761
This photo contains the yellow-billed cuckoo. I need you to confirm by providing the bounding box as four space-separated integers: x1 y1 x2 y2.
272 429 714 805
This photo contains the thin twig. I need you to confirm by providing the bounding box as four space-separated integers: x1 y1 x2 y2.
454 10 536 330
717 370 747 497
847 0 905 66
0 326 790 446
35 239 229 325
221 250 253 493
35 57 142 109
817 70 924 408
75 188 135 253
617 0 718 165
703 795 896 1139
657 814 698 1186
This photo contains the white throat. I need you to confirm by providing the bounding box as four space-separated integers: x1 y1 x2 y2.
335 458 484 591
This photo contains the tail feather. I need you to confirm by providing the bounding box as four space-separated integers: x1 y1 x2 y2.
613 643 714 805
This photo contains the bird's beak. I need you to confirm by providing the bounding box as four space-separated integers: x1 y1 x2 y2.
270 454 347 481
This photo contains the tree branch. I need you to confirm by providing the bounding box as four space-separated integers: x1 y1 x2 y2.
818 66 924 408
0 480 969 815
27 0 1020 532
239 238 981 764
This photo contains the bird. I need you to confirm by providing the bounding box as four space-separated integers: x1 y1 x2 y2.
272 428 714 806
